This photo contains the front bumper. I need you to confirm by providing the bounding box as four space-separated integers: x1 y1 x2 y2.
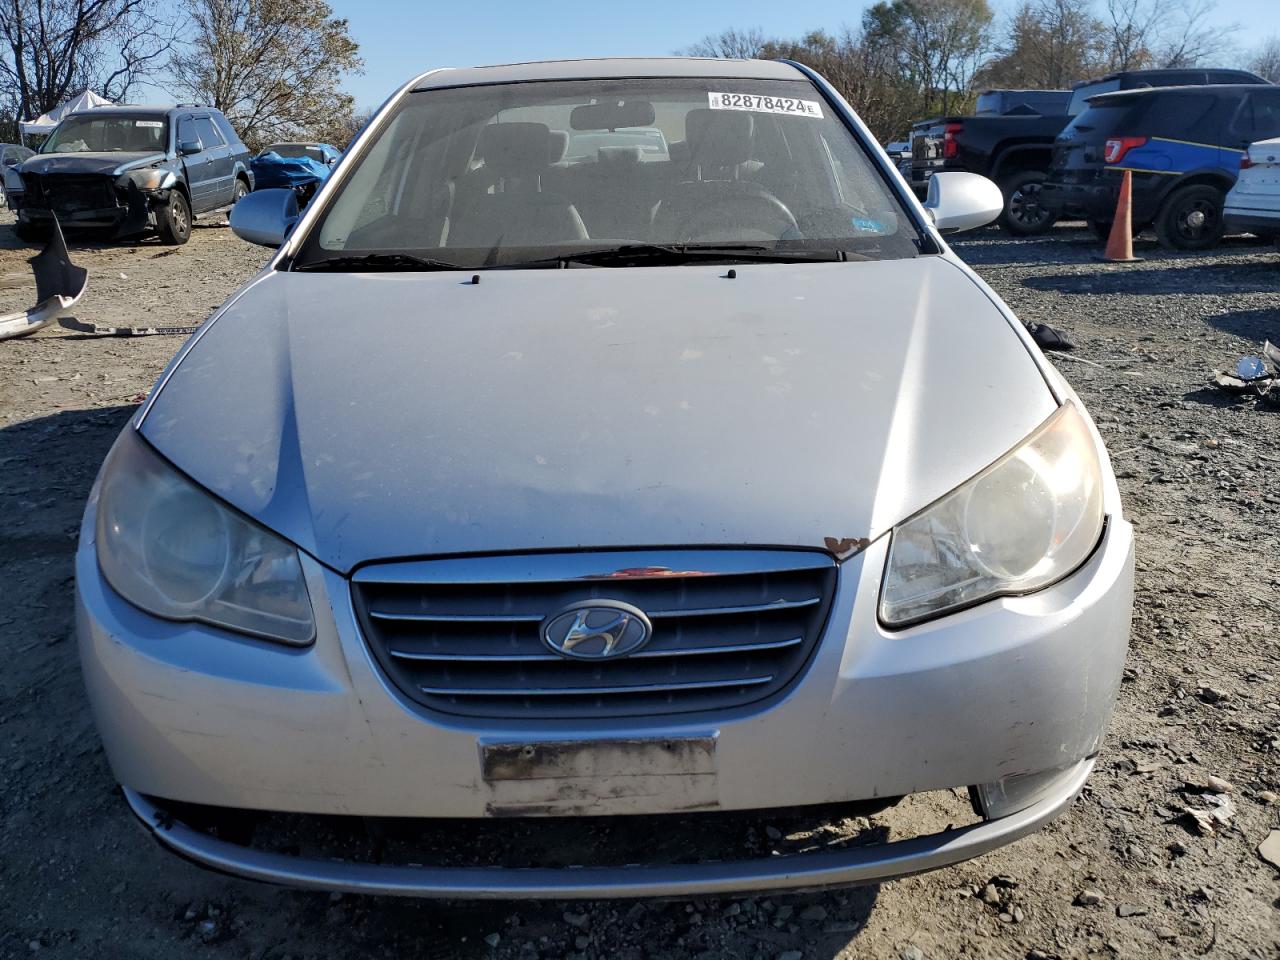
20 182 153 236
123 756 1095 899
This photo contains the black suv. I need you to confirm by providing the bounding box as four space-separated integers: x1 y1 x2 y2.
15 105 254 245
1043 84 1280 250
909 68 1269 236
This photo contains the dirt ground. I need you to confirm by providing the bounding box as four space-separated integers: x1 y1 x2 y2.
1 212 1278 960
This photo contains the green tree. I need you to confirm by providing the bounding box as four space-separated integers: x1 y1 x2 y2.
169 0 362 149
863 0 994 117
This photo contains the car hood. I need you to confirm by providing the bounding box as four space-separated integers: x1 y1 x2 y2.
21 152 166 177
140 258 1056 573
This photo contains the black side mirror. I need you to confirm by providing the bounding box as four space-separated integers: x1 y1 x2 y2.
178 139 202 157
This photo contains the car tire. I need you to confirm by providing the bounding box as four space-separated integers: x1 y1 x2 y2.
232 178 249 204
1154 184 1226 251
1087 219 1113 242
999 170 1058 236
156 191 192 245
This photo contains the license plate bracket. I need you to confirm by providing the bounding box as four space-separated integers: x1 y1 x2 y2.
479 736 718 817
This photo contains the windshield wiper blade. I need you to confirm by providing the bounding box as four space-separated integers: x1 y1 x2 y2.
293 252 466 273
542 243 846 267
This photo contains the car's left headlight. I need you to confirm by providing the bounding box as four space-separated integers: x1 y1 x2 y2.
880 402 1105 628
95 430 315 645
121 167 177 191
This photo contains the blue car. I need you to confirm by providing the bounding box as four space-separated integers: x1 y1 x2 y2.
1044 84 1280 249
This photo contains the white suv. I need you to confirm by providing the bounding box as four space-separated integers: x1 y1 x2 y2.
1225 136 1280 248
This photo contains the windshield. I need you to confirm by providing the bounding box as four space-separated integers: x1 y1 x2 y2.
295 77 921 270
266 143 326 162
43 115 168 154
1068 80 1120 116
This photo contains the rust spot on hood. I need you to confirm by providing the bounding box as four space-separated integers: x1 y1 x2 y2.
824 536 871 560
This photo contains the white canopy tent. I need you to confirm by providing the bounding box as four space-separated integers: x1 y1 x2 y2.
20 90 114 140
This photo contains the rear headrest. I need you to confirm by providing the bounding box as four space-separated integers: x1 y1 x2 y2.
685 109 754 168
597 145 643 166
477 122 551 177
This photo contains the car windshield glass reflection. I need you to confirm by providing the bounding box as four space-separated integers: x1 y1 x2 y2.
295 78 920 270
44 116 169 154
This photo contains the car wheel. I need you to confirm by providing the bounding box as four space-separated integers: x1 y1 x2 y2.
156 192 192 245
232 179 249 204
1087 219 1113 242
999 170 1058 236
1154 184 1226 251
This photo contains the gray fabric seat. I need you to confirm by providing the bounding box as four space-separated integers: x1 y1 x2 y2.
447 122 588 249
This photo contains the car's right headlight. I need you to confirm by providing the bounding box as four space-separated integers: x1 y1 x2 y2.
879 402 1105 628
95 430 315 645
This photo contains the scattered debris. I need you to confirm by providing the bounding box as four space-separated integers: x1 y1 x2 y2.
1212 341 1280 405
57 317 200 337
1181 793 1236 835
1116 903 1148 918
1074 889 1104 907
1260 831 1280 872
1027 321 1075 351
0 218 88 341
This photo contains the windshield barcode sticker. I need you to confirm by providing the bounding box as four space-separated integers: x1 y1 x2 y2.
134 120 164 128
708 92 823 118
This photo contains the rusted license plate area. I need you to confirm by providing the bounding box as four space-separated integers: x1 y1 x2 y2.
480 736 718 817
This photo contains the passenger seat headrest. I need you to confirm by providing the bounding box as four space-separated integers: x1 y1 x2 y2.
685 109 754 169
597 145 643 166
477 122 552 177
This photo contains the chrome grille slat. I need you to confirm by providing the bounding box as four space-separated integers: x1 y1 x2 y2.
388 636 805 663
352 550 837 719
368 597 821 623
421 676 775 698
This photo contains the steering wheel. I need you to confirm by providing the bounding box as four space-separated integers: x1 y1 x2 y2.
673 191 800 243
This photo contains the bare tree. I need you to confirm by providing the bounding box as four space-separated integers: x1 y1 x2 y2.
1101 0 1236 70
0 0 175 134
680 28 769 59
1156 0 1236 67
1102 0 1155 70
981 0 1109 89
1251 35 1280 82
169 0 362 149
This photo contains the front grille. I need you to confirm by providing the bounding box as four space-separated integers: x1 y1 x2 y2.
25 175 117 212
352 550 837 719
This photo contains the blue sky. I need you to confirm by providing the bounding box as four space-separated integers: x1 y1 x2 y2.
329 0 1273 109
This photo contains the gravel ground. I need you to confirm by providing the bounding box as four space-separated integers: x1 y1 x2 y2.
1 215 1278 960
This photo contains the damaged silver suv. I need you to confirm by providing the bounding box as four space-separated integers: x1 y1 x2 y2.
77 58 1133 898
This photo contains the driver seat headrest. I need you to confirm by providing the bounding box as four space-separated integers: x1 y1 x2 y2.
477 122 552 179
685 109 754 170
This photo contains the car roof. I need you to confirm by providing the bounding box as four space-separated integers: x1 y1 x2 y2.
411 57 805 91
1089 83 1276 105
1075 67 1268 87
67 105 218 118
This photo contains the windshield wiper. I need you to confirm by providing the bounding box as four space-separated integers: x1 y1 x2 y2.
531 243 847 267
292 252 467 273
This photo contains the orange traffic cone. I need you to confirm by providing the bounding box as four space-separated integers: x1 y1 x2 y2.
1100 169 1141 263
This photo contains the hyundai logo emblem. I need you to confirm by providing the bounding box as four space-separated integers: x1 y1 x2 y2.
541 600 653 660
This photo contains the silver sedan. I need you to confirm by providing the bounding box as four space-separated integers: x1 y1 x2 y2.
77 57 1133 898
